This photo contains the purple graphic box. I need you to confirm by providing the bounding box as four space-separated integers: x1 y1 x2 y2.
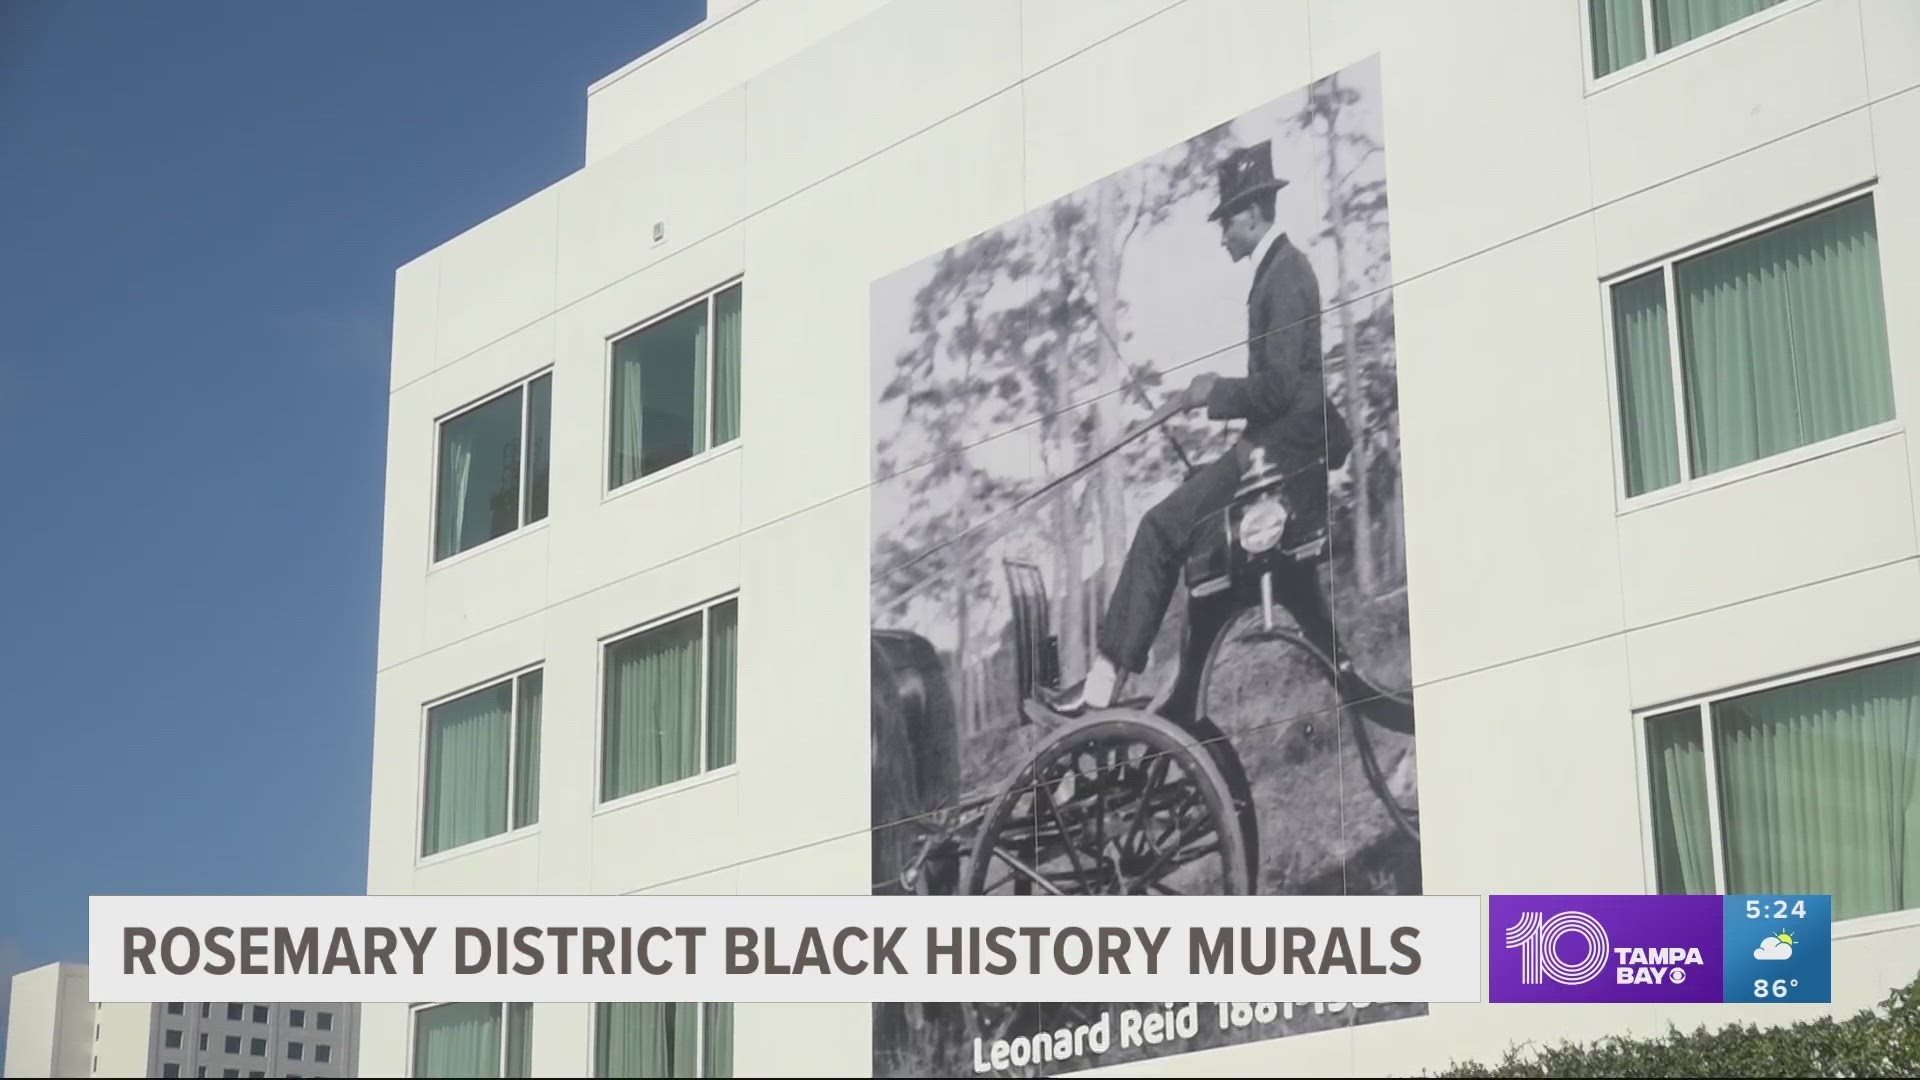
1490 895 1723 1003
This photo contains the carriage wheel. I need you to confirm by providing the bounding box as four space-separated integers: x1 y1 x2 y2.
959 709 1252 1063
1198 604 1420 846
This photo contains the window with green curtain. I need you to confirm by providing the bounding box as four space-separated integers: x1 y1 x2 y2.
611 302 709 487
1589 0 1647 77
701 1004 733 1078
413 1003 501 1079
1652 0 1785 52
1591 1 1789 78
524 374 552 525
1609 270 1681 495
1676 196 1893 477
604 612 707 801
435 388 523 560
1645 707 1715 894
512 671 543 830
713 285 742 446
1712 652 1920 921
706 600 738 770
422 683 512 856
504 1003 533 1079
595 1002 701 1078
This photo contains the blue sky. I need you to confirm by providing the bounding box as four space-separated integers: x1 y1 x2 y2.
0 0 702 1037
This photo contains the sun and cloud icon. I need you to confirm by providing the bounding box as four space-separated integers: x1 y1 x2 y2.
1754 931 1796 961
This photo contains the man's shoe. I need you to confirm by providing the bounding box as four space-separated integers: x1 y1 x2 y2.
1042 681 1093 718
1042 657 1125 718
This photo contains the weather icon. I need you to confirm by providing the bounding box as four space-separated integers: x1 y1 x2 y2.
1754 931 1796 961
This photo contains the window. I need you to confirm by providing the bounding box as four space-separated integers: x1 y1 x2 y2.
410 1002 531 1078
167 1002 185 1016
163 1066 180 1079
225 1036 242 1055
223 1071 238 1079
608 282 743 489
227 1004 243 1022
290 1008 304 1028
200 1003 210 1018
315 1044 332 1064
197 1069 207 1078
434 371 552 561
1589 0 1788 78
249 1038 266 1057
1607 194 1893 498
165 1029 184 1049
601 597 739 802
317 1012 334 1032
1643 648 1920 921
199 1033 208 1052
288 1041 303 1061
250 1073 265 1079
251 1005 267 1024
421 668 544 856
594 1002 732 1078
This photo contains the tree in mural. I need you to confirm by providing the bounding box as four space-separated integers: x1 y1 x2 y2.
1291 71 1403 595
874 231 1038 725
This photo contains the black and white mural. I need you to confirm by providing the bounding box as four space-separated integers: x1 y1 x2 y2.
868 56 1422 1076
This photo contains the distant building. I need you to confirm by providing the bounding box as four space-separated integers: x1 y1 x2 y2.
3 963 358 1079
3 963 88 1078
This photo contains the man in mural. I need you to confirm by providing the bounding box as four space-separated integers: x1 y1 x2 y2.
1052 140 1352 716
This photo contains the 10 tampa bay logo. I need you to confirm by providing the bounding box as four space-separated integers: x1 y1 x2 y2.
1488 895 1724 1003
1503 910 1704 986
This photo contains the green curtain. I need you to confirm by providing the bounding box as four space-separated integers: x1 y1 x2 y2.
524 374 552 524
702 1004 733 1078
505 1003 533 1079
597 1003 700 1078
1590 0 1648 76
713 285 742 445
706 601 738 770
1714 653 1920 921
1653 0 1784 51
513 671 543 830
603 613 705 801
423 682 512 855
1677 196 1894 477
1610 270 1681 495
611 302 709 487
414 1003 501 1079
434 436 473 560
1646 708 1715 893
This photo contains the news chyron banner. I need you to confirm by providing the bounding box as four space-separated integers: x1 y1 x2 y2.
1489 893 1833 1005
90 894 1481 1008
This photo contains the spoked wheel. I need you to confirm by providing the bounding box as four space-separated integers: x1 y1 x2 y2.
965 708 1254 897
1198 603 1420 849
959 708 1252 1064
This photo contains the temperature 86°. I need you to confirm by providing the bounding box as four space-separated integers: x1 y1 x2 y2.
1755 978 1801 999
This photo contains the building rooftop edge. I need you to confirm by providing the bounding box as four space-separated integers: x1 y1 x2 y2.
585 0 762 98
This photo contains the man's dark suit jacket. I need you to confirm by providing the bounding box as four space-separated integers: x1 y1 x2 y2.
1203 231 1351 532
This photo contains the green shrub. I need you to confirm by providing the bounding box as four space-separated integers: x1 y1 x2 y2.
1425 974 1920 1078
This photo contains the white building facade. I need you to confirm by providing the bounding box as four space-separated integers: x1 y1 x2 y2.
364 0 1920 1076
